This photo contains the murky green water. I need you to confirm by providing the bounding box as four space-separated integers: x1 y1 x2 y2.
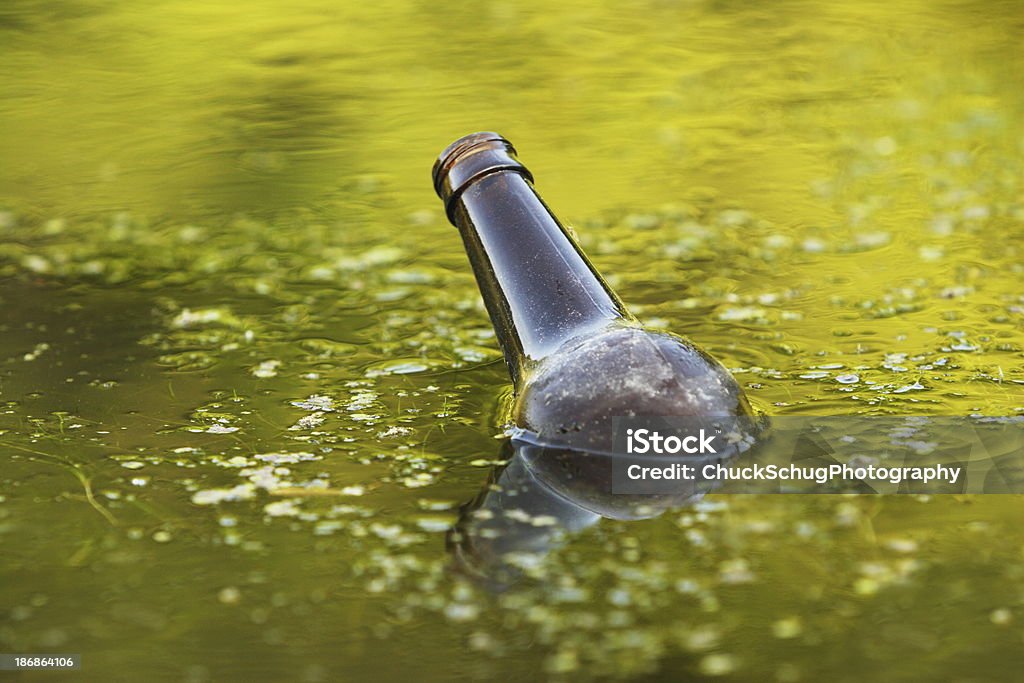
2 1 1023 680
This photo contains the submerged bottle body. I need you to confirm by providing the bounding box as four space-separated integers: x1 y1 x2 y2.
433 132 756 449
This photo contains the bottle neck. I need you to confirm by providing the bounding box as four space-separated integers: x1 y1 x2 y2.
448 169 631 385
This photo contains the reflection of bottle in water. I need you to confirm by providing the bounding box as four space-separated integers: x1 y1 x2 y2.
433 132 760 451
448 441 602 588
448 439 710 589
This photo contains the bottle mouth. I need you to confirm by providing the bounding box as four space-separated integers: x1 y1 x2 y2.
432 132 533 218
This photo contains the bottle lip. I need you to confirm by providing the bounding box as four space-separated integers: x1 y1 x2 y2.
433 132 533 217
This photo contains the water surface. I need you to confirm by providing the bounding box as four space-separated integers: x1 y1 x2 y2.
2 1 1023 680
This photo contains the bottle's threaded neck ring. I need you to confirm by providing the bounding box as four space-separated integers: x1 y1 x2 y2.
432 132 533 219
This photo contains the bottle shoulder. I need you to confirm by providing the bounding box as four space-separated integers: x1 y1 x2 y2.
514 325 755 449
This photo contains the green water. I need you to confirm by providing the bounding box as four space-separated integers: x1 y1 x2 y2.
2 1 1023 680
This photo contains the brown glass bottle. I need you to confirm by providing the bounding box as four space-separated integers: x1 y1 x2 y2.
433 132 757 450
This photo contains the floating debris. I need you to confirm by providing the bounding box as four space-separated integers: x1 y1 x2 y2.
253 452 320 465
251 359 281 378
289 395 335 412
264 500 302 517
192 484 256 505
217 586 241 605
171 307 243 329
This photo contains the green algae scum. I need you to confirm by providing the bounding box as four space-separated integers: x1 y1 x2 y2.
2 2 1023 681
